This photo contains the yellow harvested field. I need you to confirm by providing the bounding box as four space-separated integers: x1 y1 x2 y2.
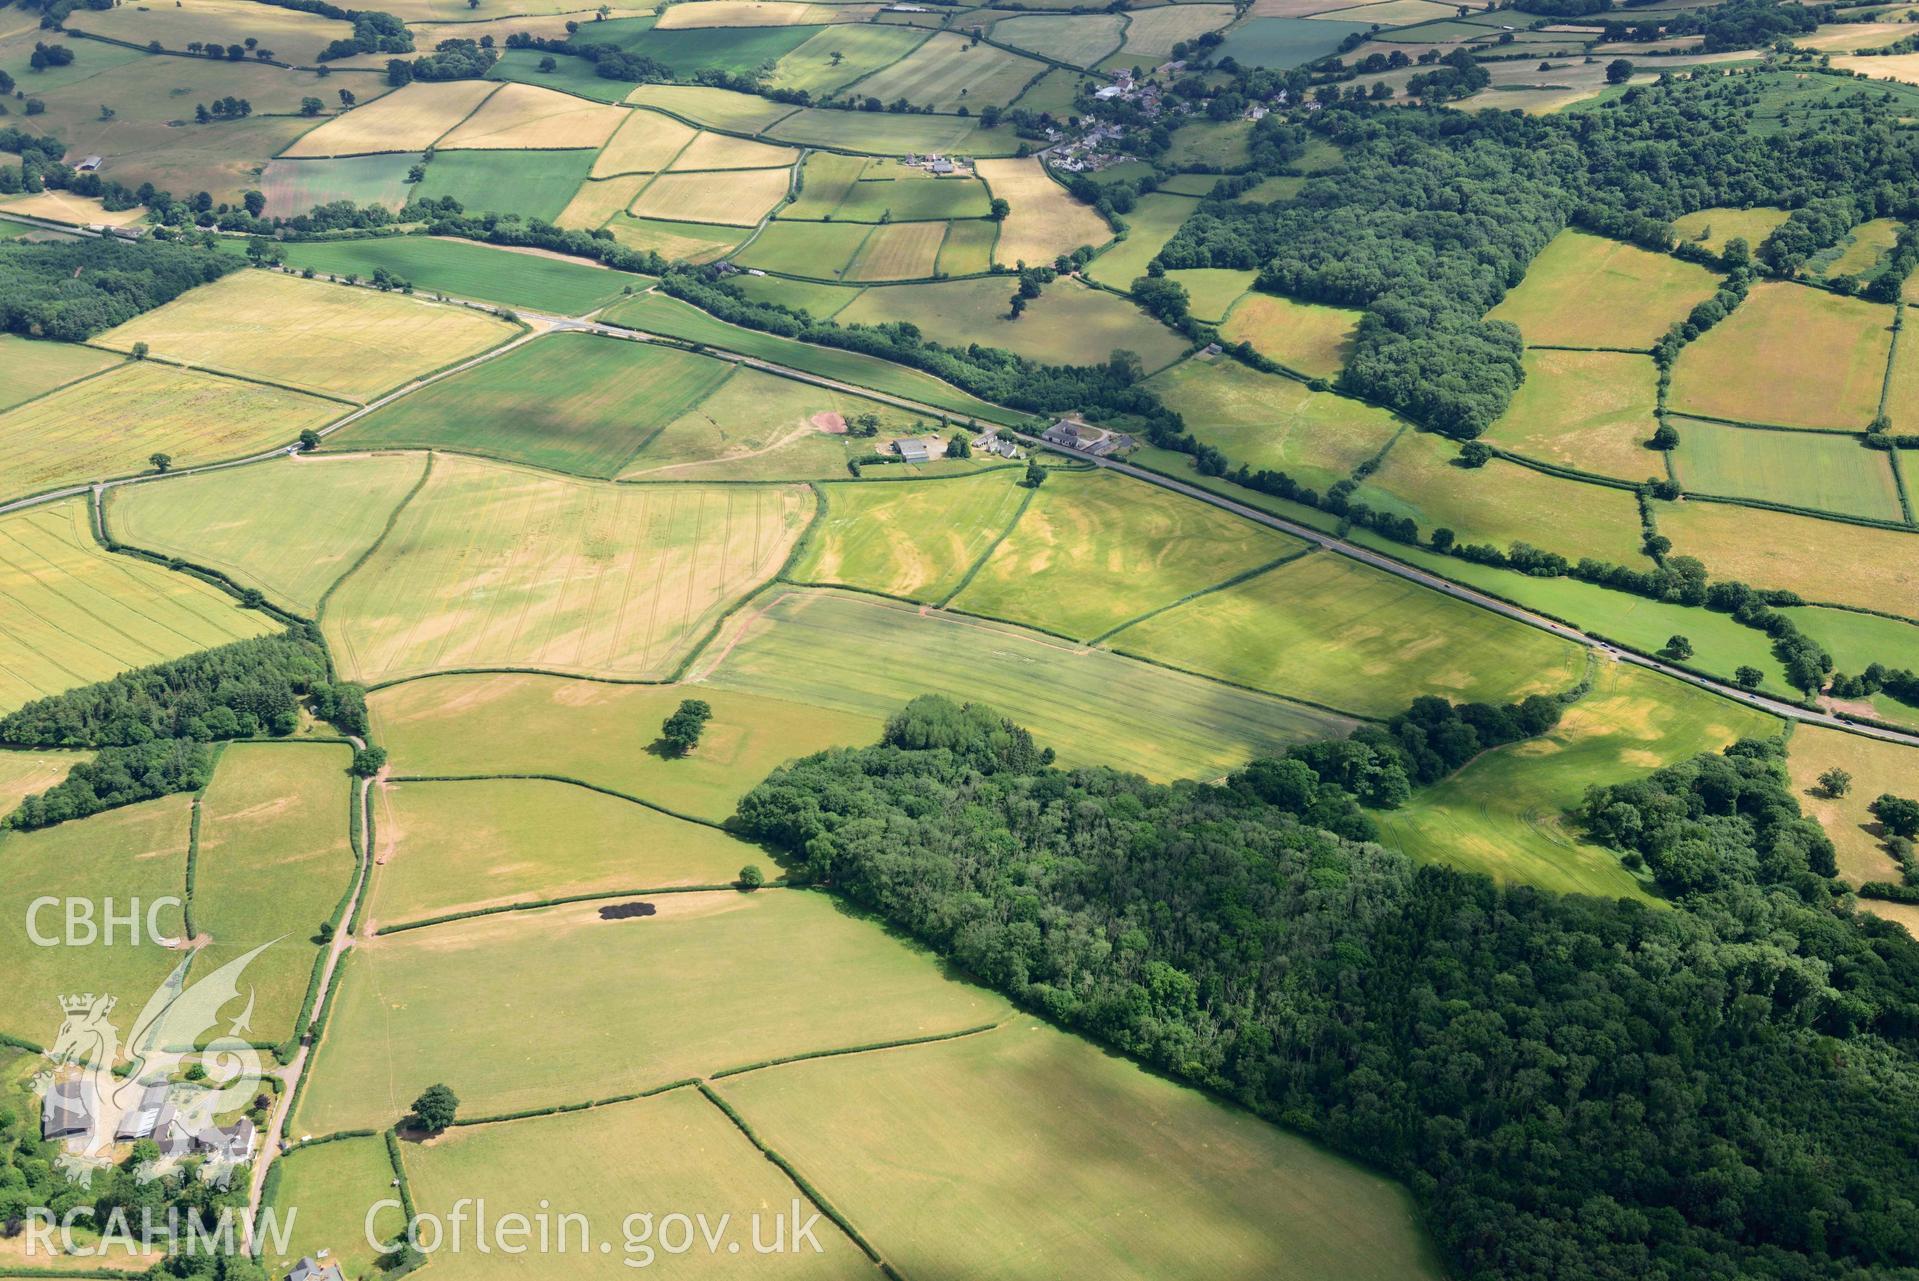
653 0 869 25
629 167 791 225
1668 282 1894 430
0 362 338 503
435 83 626 151
625 83 799 133
1488 230 1721 349
71 0 354 66
0 190 145 228
1833 52 1919 85
97 271 517 402
1219 292 1361 380
590 108 698 176
606 215 744 263
324 455 812 684
1788 726 1919 895
845 220 946 281
977 157 1111 267
0 499 273 716
280 80 500 157
1660 500 1919 618
670 130 798 170
556 175 648 230
1794 21 1916 51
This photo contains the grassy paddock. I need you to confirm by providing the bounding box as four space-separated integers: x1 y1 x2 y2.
260 154 419 218
1659 499 1919 617
263 1136 407 1281
413 148 597 223
630 167 793 226
1482 349 1661 481
1672 420 1905 521
1217 291 1361 380
592 107 700 176
109 452 428 617
839 277 1188 369
1670 206 1790 255
434 81 626 150
770 24 930 95
698 588 1356 779
0 335 117 413
1084 192 1200 290
0 748 86 822
790 470 1031 601
1668 281 1894 430
976 157 1112 266
1787 726 1919 904
264 237 645 315
1488 229 1721 348
849 31 1045 111
993 12 1127 65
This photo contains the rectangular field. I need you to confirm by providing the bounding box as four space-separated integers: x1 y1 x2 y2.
1113 3 1236 61
1482 349 1661 481
0 499 273 716
605 214 747 264
1671 420 1905 521
629 166 791 226
413 148 598 223
192 742 354 1045
0 336 117 413
368 777 765 926
850 31 1046 110
1487 229 1722 349
791 470 1030 601
843 275 1189 367
625 82 801 133
734 218 873 278
108 453 428 617
332 332 734 476
435 82 627 150
1084 191 1199 290
770 24 930 95
696 588 1358 779
976 157 1112 266
1106 549 1589 717
937 217 998 275
592 107 699 176
267 235 644 315
653 0 861 26
1668 282 1895 430
370 673 881 821
263 1137 406 1281
1214 17 1371 69
992 13 1127 65
1658 499 1919 617
719 1016 1443 1281
281 80 500 157
294 890 1012 1132
260 154 419 218
323 455 812 683
1217 291 1361 380
764 107 1019 156
670 130 798 169
97 270 518 402
0 361 337 502
950 468 1303 640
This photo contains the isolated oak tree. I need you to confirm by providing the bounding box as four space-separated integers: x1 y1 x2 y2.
411 1084 459 1133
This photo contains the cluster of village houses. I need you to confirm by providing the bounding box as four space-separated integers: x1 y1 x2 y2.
888 420 1132 464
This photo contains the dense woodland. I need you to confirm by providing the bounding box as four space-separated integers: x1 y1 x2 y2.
737 697 1919 1281
0 235 236 341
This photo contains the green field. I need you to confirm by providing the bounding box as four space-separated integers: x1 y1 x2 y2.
259 154 418 218
0 335 118 413
0 794 191 1046
368 777 766 926
1670 206 1790 255
627 82 803 133
489 47 639 103
1214 16 1372 68
295 889 1012 1132
323 455 810 684
839 277 1190 370
1217 292 1361 380
1670 282 1895 430
1144 355 1400 494
839 32 1045 111
770 24 931 95
1107 549 1589 717
698 587 1357 779
0 499 274 716
1162 117 1255 168
732 218 874 277
782 152 992 222
720 1015 1444 1281
728 272 865 318
1488 230 1722 349
1166 267 1256 322
950 468 1304 640
413 149 597 222
263 236 646 315
764 106 1021 155
370 673 881 822
1357 430 1651 567
110 453 428 617
1083 192 1200 290
936 216 999 275
193 742 354 1046
405 1086 870 1280
618 21 824 77
600 291 1023 423
1784 604 1919 673
994 12 1128 65
790 471 1031 601
333 333 734 477
263 1137 407 1281
1671 420 1906 521
1482 349 1662 481
1377 663 1775 899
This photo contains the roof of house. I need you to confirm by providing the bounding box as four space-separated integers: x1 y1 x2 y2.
287 1258 345 1281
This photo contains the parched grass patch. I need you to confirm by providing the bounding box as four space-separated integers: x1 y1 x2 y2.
605 213 746 264
950 468 1304 641
0 748 86 823
193 742 354 1045
840 276 1188 368
295 890 1011 1133
325 455 810 683
369 673 880 821
368 778 765 925
1143 355 1399 494
977 156 1111 266
333 332 733 477
1084 192 1199 290
591 107 699 176
267 236 643 316
1113 2 1236 61
0 190 147 228
435 81 627 150
0 361 337 503
719 1016 1444 1281
1482 348 1662 481
1658 499 1919 617
1788 726 1919 895
850 30 1045 111
993 12 1127 65
0 795 191 1046
1106 549 1587 717
698 588 1358 779
1355 430 1651 566
263 1137 406 1281
97 270 517 402
792 470 1029 601
629 166 791 226
770 23 930 95
0 499 273 716
1487 229 1722 349
1669 282 1895 430
1671 420 1905 521
260 154 419 218
405 1087 872 1281
0 336 117 413
671 129 798 169
281 80 500 156
1377 663 1773 900
109 453 428 617
626 81 800 133
1670 206 1790 255
1217 291 1361 380
413 148 598 223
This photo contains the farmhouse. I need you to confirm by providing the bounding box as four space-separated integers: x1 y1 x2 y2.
286 1258 345 1281
40 1075 258 1162
1041 419 1134 457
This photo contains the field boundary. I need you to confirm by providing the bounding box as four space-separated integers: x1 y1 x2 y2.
708 1019 1007 1080
933 479 1038 608
382 769 727 830
315 451 435 623
374 880 767 936
1086 544 1314 646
